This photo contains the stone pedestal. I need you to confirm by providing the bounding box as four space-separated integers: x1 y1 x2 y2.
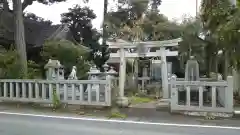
116 96 129 107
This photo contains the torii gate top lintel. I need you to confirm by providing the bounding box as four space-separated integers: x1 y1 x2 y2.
107 38 182 49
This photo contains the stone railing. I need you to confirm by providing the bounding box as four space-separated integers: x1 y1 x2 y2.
0 78 112 106
170 76 234 114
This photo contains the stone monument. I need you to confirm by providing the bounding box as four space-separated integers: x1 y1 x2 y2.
151 60 161 80
185 56 200 82
182 56 201 104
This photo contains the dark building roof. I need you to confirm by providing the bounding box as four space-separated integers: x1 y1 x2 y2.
0 10 78 48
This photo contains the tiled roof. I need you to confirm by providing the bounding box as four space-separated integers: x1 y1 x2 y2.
0 10 67 47
0 10 91 51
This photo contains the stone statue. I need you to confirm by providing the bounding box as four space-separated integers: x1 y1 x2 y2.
68 66 78 80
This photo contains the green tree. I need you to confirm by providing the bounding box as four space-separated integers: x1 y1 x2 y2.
105 0 150 40
178 17 207 71
105 5 183 42
216 1 240 70
61 5 97 45
0 46 41 79
61 5 108 70
200 0 234 76
24 12 52 25
142 12 182 41
101 0 110 71
21 0 66 11
0 0 68 78
0 47 22 79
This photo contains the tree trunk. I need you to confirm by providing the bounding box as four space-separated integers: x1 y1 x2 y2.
210 54 218 73
2 0 10 11
13 0 28 78
134 58 139 89
205 43 219 77
213 55 218 73
205 45 212 77
22 0 34 11
102 0 108 45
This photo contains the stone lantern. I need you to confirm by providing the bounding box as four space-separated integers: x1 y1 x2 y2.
103 64 117 77
107 66 118 86
107 66 117 76
44 59 64 80
103 63 109 72
102 64 118 80
86 65 101 100
87 65 101 80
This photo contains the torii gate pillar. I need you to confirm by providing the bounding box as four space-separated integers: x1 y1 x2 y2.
116 46 129 107
160 47 169 99
119 46 126 97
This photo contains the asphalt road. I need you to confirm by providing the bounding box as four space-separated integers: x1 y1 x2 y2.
0 113 239 135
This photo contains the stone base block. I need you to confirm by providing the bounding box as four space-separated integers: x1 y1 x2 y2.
156 99 170 111
116 96 129 107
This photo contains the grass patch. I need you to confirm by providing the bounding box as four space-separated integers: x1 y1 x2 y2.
108 111 127 119
107 108 127 119
130 96 155 105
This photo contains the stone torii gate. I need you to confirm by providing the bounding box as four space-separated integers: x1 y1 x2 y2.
107 38 182 106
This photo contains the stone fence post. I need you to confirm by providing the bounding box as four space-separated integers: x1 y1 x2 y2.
226 76 234 112
105 75 113 106
170 75 177 111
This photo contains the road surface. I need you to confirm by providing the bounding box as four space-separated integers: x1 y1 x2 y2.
0 113 239 135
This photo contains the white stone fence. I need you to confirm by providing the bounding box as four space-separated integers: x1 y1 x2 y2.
0 78 112 106
170 76 234 114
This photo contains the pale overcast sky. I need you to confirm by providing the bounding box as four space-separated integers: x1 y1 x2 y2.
25 0 201 30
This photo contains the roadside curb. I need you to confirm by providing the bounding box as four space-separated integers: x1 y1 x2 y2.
233 110 240 117
234 110 240 114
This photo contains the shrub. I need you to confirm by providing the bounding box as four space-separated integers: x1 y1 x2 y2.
27 60 42 79
0 49 23 79
0 47 43 79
